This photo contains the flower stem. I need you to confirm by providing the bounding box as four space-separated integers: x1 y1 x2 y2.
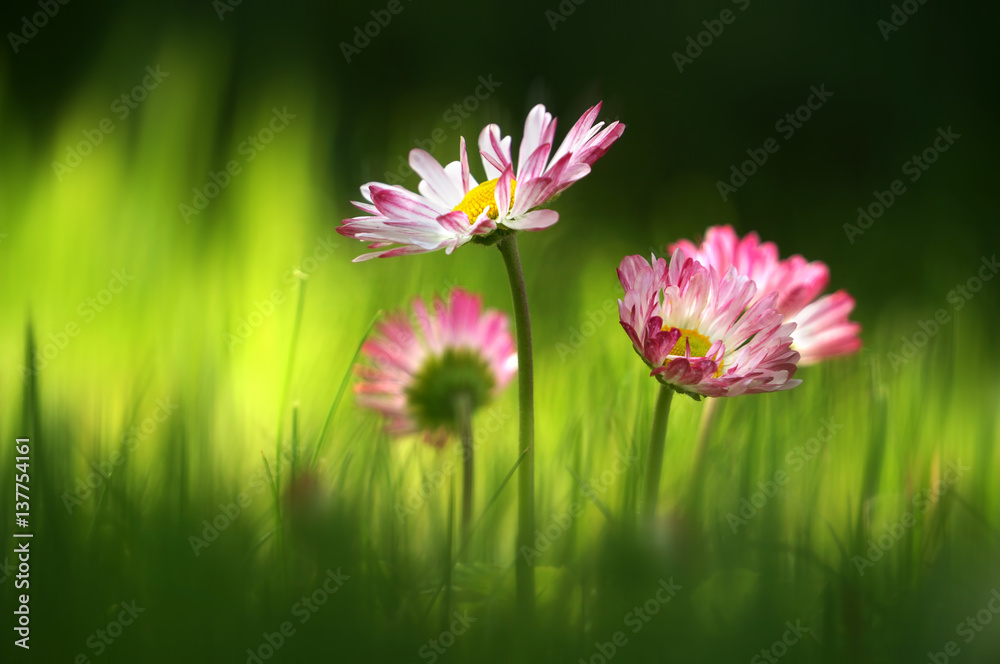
497 233 535 616
442 465 455 632
642 384 674 522
455 393 475 541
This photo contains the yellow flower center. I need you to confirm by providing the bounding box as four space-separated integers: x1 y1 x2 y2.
664 325 723 376
452 177 516 223
665 326 713 357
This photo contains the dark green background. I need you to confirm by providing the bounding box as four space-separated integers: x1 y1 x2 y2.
3 0 998 317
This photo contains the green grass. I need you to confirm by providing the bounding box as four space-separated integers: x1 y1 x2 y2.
2 39 999 663
3 277 999 662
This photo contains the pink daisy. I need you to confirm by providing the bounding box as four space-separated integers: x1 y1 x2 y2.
670 225 861 365
338 102 625 261
355 289 517 445
618 249 801 399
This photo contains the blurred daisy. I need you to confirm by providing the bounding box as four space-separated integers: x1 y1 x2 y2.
670 225 861 364
618 249 801 399
338 102 624 261
355 289 517 444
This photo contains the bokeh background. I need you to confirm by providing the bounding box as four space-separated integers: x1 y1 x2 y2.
2 1 999 662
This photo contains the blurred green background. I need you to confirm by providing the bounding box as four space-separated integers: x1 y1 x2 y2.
1 1 999 662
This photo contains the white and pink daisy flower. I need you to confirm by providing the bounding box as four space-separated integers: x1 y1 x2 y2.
355 289 517 445
618 249 801 399
338 102 624 261
670 225 861 365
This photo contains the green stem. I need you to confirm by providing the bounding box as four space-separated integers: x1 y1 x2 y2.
642 384 674 522
497 233 535 616
310 310 381 469
260 451 282 558
290 403 299 485
455 393 475 541
443 465 455 632
275 274 307 494
418 445 529 629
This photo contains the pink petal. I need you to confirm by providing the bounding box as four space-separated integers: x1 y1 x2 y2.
502 209 559 231
495 166 514 219
371 186 442 221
